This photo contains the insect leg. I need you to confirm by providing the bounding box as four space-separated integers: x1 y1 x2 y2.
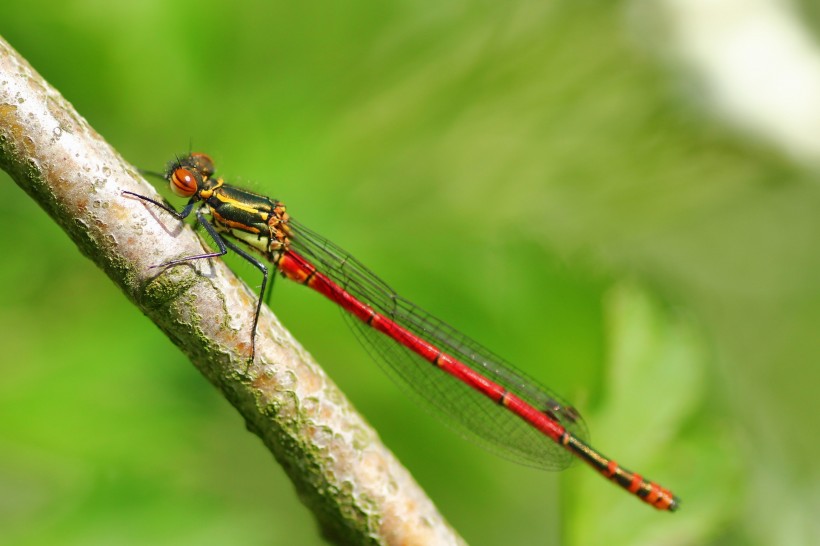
122 190 197 221
146 207 229 269
219 236 269 362
264 271 276 306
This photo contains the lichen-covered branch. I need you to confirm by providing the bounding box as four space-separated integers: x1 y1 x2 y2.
0 35 464 546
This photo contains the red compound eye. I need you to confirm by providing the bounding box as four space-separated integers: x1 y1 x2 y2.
170 167 199 197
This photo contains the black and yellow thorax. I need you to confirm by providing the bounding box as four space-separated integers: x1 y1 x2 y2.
199 178 290 260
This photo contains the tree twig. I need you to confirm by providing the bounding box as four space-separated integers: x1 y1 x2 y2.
0 35 464 546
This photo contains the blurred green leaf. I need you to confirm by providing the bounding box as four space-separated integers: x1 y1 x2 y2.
568 282 740 545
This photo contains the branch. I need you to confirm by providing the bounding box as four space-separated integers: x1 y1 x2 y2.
0 35 464 546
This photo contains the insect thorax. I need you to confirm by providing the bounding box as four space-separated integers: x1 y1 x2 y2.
202 195 290 261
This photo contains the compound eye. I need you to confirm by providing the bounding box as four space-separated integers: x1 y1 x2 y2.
170 167 199 197
190 152 215 178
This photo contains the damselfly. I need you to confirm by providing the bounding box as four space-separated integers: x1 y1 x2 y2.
124 153 680 512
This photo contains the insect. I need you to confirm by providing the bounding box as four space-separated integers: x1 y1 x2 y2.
124 153 680 511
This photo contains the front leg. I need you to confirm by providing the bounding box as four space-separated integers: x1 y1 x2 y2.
122 190 196 221
123 191 220 268
148 207 230 269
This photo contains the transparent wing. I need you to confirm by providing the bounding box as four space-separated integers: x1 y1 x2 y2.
288 218 588 470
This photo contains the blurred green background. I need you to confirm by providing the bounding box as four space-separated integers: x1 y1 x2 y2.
1 2 818 545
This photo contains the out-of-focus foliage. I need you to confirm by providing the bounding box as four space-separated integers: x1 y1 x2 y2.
1 2 818 545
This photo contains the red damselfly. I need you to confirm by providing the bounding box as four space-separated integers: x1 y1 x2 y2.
123 153 680 512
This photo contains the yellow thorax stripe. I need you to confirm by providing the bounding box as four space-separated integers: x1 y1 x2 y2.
212 184 267 216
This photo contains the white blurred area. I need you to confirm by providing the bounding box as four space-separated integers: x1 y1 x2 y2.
657 0 820 165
